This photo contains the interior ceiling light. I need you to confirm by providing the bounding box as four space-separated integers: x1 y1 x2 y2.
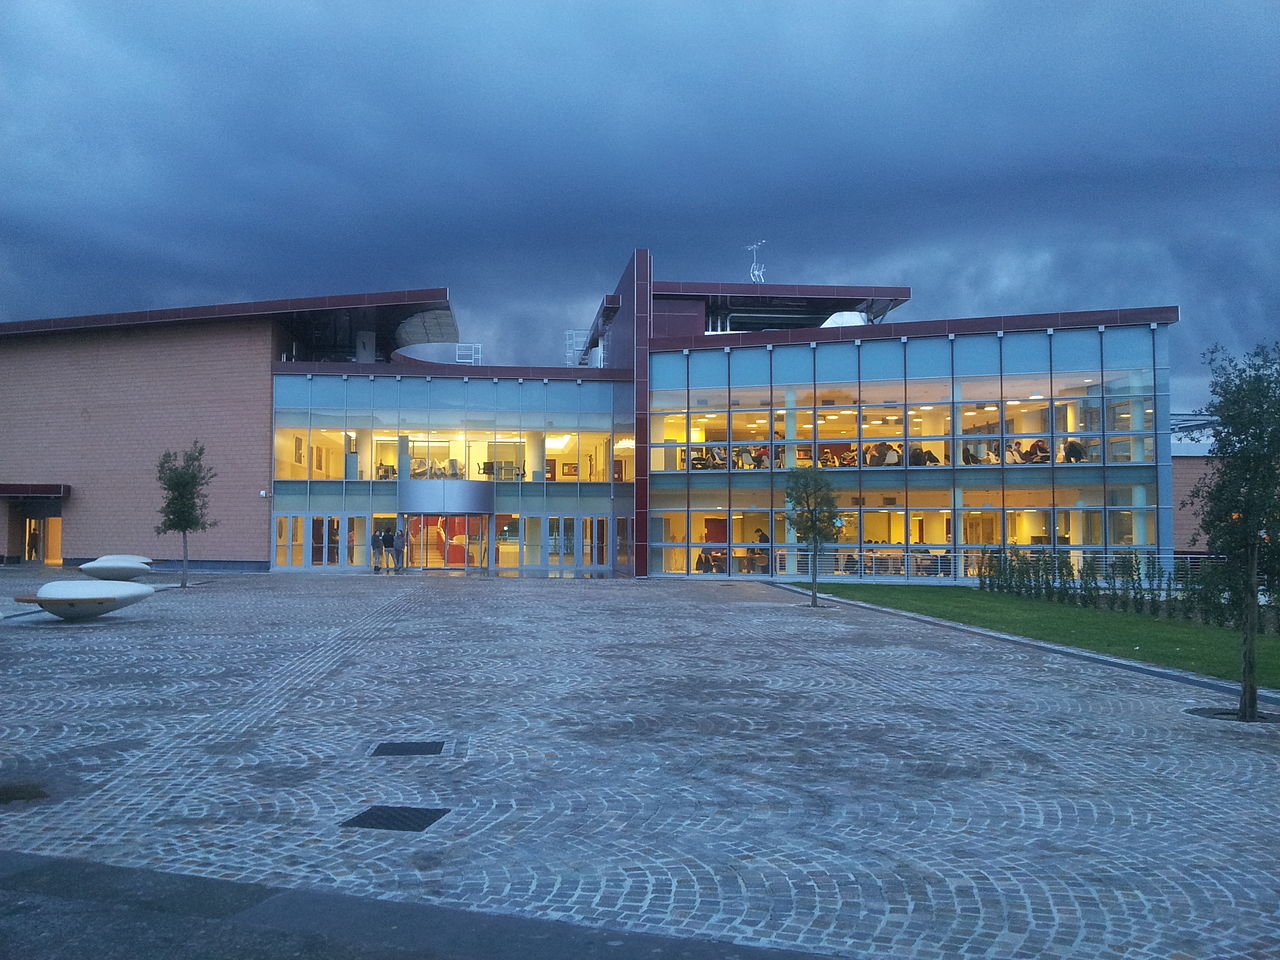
1029 394 1044 400
840 409 853 414
920 405 934 410
984 406 998 411
1007 400 1021 406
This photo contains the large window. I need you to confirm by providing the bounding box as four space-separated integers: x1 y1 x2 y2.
644 324 1168 576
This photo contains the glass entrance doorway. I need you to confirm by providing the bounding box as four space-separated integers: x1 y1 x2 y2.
24 517 62 565
404 514 488 571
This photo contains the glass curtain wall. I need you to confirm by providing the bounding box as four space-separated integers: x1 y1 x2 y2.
648 325 1167 577
271 374 634 574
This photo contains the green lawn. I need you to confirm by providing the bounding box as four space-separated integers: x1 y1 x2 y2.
800 582 1280 689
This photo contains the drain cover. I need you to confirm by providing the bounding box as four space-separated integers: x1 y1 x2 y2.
371 741 445 756
340 805 450 832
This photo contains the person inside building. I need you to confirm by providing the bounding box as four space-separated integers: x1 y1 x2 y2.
839 448 857 466
695 535 725 573
747 527 771 573
1062 438 1086 462
1026 438 1051 462
818 448 838 467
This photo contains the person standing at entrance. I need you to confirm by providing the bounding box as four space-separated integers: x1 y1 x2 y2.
393 529 406 573
27 526 39 561
381 528 396 572
372 529 382 572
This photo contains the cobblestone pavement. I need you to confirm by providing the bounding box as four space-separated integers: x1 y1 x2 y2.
2 568 1278 959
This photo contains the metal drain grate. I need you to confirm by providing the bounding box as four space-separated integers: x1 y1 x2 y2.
340 805 450 832
371 741 445 756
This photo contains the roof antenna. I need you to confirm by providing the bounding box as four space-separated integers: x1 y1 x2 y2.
745 240 767 283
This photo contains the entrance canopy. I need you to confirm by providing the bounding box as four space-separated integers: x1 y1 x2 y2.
0 484 68 517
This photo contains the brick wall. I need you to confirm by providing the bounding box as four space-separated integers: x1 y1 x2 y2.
0 319 273 562
1172 455 1213 553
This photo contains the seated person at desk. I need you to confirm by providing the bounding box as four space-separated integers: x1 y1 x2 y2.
694 537 726 573
839 448 857 466
818 448 839 468
961 445 978 464
375 461 397 480
1061 438 1086 462
1025 438 1051 462
980 448 1000 464
751 445 769 468
708 446 728 469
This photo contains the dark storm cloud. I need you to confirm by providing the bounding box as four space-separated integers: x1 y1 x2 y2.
2 0 1276 407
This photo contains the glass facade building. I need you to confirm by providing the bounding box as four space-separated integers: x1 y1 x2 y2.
0 248 1176 575
645 325 1169 578
271 373 635 575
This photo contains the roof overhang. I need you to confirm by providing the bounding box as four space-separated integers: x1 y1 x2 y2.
0 288 454 341
0 484 70 499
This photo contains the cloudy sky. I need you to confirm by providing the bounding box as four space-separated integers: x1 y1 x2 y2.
3 1 1276 408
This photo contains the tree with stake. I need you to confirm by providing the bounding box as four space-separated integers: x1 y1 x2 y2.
785 466 841 608
1186 343 1280 721
156 441 218 588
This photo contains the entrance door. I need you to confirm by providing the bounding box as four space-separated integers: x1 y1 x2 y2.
404 514 488 571
24 517 62 565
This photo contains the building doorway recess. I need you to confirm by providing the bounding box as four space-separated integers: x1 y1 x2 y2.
404 514 488 572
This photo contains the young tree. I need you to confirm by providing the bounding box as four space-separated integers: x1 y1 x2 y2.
785 467 841 608
156 441 218 588
1186 343 1280 720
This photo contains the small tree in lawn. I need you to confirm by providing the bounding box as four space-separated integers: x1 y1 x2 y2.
1186 343 1280 721
786 467 841 608
156 441 218 588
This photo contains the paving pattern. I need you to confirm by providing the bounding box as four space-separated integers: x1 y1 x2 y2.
1 568 1278 959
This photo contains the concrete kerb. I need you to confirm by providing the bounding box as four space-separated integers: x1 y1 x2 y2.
772 582 1280 707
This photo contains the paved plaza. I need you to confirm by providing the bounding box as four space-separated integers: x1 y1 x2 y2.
1 569 1278 959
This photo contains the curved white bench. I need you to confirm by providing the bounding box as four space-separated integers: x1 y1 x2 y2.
13 581 155 620
80 556 154 581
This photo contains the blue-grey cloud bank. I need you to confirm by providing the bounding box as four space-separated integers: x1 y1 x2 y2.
3 1 1276 408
